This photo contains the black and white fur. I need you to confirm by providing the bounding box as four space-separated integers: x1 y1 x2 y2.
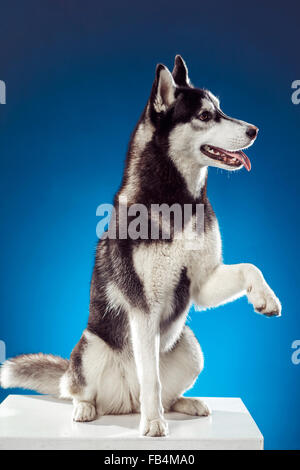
0 56 281 437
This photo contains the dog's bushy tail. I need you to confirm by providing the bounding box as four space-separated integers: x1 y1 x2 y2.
0 354 69 395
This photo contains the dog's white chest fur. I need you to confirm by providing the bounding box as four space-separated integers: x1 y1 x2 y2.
186 218 222 298
133 218 222 309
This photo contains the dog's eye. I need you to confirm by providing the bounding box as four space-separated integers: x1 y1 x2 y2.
198 111 212 122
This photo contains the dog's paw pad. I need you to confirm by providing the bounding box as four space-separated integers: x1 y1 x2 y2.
73 402 97 422
248 287 281 318
264 310 281 317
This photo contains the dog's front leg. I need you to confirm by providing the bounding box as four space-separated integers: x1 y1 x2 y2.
129 312 168 437
194 263 281 316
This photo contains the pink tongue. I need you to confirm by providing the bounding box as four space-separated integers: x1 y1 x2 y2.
225 149 251 171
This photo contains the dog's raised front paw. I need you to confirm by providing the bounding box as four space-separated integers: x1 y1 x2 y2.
140 417 169 437
247 284 281 317
73 401 97 422
171 397 211 416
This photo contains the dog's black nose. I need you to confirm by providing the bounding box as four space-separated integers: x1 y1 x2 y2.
246 126 258 139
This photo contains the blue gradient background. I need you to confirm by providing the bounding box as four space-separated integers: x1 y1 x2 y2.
0 0 299 450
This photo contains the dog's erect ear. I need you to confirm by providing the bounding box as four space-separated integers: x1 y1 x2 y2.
150 64 176 113
172 55 191 87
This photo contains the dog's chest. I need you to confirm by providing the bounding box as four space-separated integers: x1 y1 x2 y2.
186 218 222 288
133 218 222 305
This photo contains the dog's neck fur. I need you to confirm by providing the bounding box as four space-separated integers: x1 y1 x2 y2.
169 154 208 200
118 113 209 206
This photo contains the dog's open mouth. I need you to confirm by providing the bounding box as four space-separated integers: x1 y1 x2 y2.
200 145 251 171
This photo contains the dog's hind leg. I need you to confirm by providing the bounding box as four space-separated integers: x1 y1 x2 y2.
170 396 211 416
60 330 109 422
160 326 210 416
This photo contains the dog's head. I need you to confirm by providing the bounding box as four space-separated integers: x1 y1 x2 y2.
147 55 258 172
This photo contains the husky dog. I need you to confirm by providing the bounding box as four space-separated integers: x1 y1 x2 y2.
0 56 281 437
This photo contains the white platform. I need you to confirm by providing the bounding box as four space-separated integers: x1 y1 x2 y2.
0 395 263 450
